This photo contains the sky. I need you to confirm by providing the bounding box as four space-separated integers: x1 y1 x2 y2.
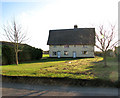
0 0 119 51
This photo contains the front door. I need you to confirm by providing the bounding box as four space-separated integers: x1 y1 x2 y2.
57 51 61 58
73 51 76 58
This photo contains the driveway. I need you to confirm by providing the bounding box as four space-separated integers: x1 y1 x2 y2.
1 81 118 96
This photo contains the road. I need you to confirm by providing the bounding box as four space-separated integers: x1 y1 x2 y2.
1 81 118 96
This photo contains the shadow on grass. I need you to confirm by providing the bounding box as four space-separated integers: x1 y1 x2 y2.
2 75 119 88
85 56 119 87
20 57 93 64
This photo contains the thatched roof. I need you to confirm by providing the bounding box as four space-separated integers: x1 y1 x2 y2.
47 28 95 45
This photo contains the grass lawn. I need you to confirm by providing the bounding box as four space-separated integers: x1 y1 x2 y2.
1 55 118 82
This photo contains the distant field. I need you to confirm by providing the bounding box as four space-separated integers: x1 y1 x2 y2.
1 56 118 82
42 54 49 58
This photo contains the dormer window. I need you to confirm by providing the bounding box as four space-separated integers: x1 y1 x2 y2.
64 45 69 48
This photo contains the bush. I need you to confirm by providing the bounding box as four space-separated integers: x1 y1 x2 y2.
18 45 32 62
31 48 43 60
118 54 120 62
94 51 103 57
2 44 15 65
2 41 43 65
18 45 43 62
0 43 1 57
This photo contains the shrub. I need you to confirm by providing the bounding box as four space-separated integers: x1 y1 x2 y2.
2 44 15 65
2 41 43 65
31 48 43 60
18 45 32 62
0 43 1 56
18 45 43 62
94 51 103 57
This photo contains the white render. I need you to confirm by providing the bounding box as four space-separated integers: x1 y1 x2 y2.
49 45 94 58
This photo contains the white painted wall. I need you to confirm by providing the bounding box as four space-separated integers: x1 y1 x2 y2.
49 45 94 58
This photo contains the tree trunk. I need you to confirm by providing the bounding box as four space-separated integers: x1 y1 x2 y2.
15 43 19 65
15 51 18 65
103 51 107 67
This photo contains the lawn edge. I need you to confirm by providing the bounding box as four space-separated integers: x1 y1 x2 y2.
2 75 119 88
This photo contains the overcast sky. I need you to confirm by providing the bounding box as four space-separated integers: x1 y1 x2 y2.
0 0 119 51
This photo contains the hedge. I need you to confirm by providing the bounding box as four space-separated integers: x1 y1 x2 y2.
18 45 43 62
2 41 43 65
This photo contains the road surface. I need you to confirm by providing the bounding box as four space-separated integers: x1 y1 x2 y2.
1 81 118 96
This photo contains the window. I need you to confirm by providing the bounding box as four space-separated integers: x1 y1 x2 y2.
64 51 68 55
53 45 56 48
74 45 76 47
82 51 88 55
53 51 57 55
64 45 69 48
83 45 87 48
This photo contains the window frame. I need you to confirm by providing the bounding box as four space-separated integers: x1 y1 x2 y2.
53 51 57 55
82 45 87 48
64 45 69 48
74 45 76 47
81 51 88 55
53 45 56 48
64 51 68 55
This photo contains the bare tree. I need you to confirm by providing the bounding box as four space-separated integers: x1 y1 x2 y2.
3 20 29 65
95 25 119 67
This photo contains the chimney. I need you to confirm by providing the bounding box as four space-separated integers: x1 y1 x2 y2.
74 25 78 29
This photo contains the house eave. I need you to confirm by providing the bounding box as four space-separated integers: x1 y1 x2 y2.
47 44 95 45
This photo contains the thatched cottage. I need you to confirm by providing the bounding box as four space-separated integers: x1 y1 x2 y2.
47 25 95 58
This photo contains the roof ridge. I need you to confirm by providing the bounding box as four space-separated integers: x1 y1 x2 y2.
49 28 95 31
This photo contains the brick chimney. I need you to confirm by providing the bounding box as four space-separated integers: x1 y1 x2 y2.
74 25 78 29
